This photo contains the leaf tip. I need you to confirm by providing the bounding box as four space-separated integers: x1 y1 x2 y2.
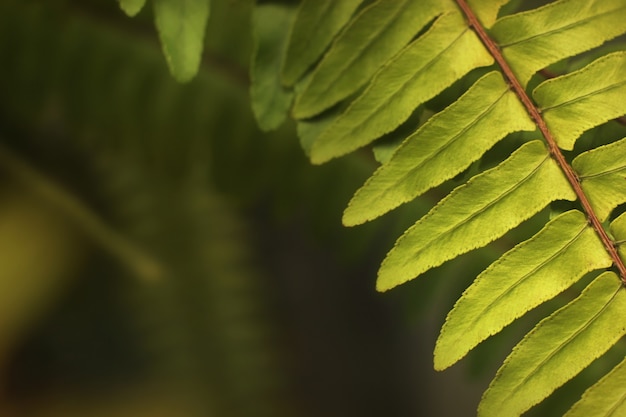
118 0 146 17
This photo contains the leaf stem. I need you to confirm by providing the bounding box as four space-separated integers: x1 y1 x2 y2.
455 0 626 284
0 142 163 281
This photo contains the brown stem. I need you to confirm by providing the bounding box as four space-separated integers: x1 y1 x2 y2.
455 0 626 284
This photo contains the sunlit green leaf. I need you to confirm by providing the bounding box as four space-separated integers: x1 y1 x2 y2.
610 212 626 260
468 0 511 28
292 0 451 119
534 52 626 150
491 0 626 87
435 210 611 370
573 136 626 221
309 11 493 164
343 71 534 226
479 272 626 417
377 141 576 291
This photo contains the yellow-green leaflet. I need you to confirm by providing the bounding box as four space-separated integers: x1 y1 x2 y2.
610 212 626 261
153 0 210 82
478 272 626 417
250 4 295 131
343 71 534 226
377 141 576 291
573 136 626 222
564 356 626 417
281 0 363 87
491 0 626 87
309 10 493 164
467 0 511 28
292 0 450 119
534 52 626 151
118 0 146 16
434 210 611 371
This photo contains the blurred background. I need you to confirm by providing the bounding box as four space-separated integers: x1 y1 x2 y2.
1 1 619 416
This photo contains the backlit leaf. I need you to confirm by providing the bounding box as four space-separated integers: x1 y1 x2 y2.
534 52 626 150
479 272 626 417
468 0 511 28
377 141 576 291
434 210 611 370
565 355 626 417
343 71 534 226
491 0 626 87
573 136 626 221
309 10 493 164
292 0 451 119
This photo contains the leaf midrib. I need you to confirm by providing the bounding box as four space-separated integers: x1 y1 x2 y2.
455 0 626 283
377 85 509 203
540 79 626 112
300 0 413 107
499 284 621 404
398 151 550 270
446 222 588 351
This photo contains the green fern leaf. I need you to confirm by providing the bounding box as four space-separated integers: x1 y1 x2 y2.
491 0 626 87
564 355 626 417
292 0 450 119
118 0 147 16
250 4 295 131
342 71 535 226
309 10 493 164
280 0 363 87
250 0 626 414
611 212 626 259
467 0 509 28
377 140 576 291
574 136 626 222
153 0 210 82
478 271 626 417
533 52 626 150
434 210 612 370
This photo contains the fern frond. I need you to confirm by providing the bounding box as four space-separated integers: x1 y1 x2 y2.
308 10 494 163
377 140 577 291
291 0 451 119
490 0 626 87
342 70 534 225
251 0 626 414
